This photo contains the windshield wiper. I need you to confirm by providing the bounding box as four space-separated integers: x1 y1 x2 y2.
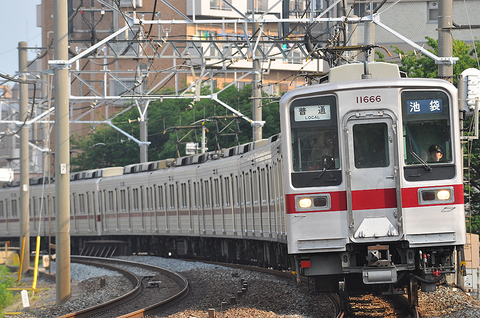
409 150 432 171
316 157 335 179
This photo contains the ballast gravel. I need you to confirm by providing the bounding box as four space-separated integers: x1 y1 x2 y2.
4 256 480 317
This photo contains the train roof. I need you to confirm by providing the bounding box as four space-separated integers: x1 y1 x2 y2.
329 62 402 82
2 134 281 187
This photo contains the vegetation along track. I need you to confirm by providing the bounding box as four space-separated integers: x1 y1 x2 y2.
60 256 189 318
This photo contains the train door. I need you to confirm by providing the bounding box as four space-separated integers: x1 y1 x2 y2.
344 111 402 242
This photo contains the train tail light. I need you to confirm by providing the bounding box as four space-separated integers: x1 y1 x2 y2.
301 258 311 268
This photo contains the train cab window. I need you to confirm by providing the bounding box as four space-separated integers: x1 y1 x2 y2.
353 123 390 168
289 95 341 188
402 90 455 181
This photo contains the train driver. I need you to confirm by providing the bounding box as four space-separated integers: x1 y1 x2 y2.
428 144 444 162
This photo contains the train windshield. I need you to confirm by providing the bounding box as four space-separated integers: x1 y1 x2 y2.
290 95 340 172
402 91 452 165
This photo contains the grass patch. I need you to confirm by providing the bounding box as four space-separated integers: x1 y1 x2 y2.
0 265 16 315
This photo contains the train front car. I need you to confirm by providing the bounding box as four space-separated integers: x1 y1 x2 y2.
280 62 466 299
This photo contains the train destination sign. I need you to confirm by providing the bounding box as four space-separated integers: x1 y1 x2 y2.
294 105 331 121
407 99 443 114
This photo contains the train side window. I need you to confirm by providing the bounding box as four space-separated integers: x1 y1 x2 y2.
11 200 17 217
289 95 342 188
203 180 211 208
193 182 198 208
146 187 152 211
245 172 251 205
187 181 192 209
157 185 164 210
181 183 187 209
133 188 139 211
224 177 231 207
402 90 455 181
169 184 175 209
120 190 127 212
252 170 259 205
86 192 91 215
5 199 9 218
79 194 85 214
108 191 115 213
0 200 3 218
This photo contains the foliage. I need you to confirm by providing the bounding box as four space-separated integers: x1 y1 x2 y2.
392 36 479 85
0 265 15 313
70 85 280 171
395 36 480 234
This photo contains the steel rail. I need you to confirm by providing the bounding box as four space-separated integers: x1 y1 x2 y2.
56 256 189 318
58 257 141 318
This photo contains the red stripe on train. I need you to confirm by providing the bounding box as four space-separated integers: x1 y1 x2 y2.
286 184 463 214
401 184 464 208
351 188 397 210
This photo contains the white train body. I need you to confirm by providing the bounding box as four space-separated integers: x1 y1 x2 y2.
0 136 288 263
0 62 466 293
281 63 465 292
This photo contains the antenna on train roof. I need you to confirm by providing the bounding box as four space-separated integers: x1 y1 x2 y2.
362 60 372 79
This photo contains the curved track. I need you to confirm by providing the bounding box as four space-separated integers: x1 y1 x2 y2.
58 256 189 318
345 293 420 318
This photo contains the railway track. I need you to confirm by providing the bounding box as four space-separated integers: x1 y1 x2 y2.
344 293 420 318
59 256 189 318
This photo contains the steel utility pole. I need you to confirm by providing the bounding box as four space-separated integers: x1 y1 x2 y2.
53 0 71 305
140 101 148 162
18 41 30 275
438 0 454 83
252 22 263 143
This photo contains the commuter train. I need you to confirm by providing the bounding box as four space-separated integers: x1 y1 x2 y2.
0 62 466 300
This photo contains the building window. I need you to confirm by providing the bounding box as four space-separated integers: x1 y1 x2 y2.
428 2 438 22
210 0 232 10
353 2 377 17
290 0 306 15
248 0 268 13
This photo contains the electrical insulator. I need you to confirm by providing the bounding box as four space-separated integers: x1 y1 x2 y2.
461 68 480 111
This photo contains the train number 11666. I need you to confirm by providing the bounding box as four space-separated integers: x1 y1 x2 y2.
356 95 381 103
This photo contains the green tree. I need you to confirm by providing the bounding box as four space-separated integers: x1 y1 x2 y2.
70 84 280 171
393 36 479 84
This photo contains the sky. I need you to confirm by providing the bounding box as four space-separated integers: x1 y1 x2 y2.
0 0 42 77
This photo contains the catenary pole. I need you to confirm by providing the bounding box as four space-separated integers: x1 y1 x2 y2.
18 41 30 275
53 0 71 305
252 22 263 143
438 0 454 83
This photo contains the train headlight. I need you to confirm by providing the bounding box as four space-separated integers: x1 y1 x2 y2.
294 194 331 211
418 187 454 205
437 189 451 201
298 197 312 208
